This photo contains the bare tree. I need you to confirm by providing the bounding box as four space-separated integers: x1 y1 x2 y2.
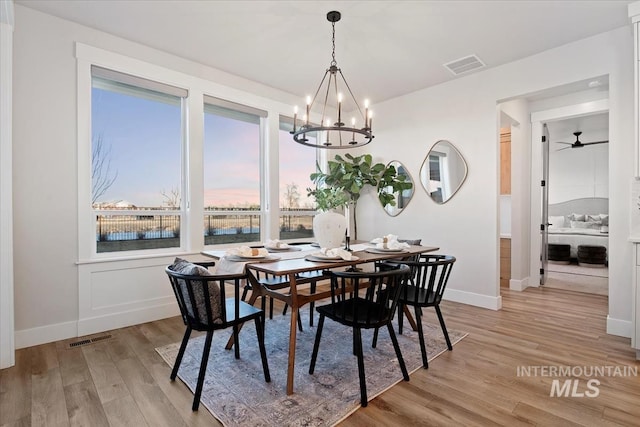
283 182 301 209
282 182 301 231
92 135 118 205
161 186 181 208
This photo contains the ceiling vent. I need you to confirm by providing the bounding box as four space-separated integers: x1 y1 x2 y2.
443 55 486 76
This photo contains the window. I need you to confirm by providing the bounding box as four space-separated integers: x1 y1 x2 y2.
91 66 186 253
203 96 265 245
278 117 318 240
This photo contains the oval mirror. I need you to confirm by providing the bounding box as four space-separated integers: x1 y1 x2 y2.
383 160 414 216
420 140 468 204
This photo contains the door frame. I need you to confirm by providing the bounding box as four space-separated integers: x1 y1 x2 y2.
529 99 609 284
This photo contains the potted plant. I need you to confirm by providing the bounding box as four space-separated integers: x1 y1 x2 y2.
304 185 349 249
308 153 413 241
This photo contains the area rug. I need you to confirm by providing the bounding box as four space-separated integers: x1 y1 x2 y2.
156 310 466 427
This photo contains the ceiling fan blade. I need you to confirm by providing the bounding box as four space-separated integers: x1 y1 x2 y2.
556 146 572 151
581 140 608 146
554 141 573 145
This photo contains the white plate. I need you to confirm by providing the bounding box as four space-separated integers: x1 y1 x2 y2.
228 253 267 259
310 251 342 260
366 247 408 253
226 254 279 262
265 245 291 251
304 255 360 262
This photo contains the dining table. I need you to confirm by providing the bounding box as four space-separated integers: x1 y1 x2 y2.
202 241 439 395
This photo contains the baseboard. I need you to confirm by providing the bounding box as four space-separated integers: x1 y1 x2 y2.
444 288 502 310
606 315 632 338
78 302 180 336
14 303 181 349
15 320 78 349
509 277 531 291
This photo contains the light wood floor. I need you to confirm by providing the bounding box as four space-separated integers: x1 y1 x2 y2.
1 287 639 426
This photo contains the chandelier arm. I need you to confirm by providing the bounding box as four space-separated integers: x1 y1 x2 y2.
311 70 330 111
320 72 333 126
338 69 365 121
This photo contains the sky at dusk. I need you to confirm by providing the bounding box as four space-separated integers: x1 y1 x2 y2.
92 85 317 209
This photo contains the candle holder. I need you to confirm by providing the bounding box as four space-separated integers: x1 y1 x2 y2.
344 204 352 251
344 235 351 252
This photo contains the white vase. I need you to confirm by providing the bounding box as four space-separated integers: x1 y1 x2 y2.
313 211 346 249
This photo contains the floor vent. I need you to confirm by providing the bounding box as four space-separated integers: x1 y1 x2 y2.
443 54 486 75
68 334 113 348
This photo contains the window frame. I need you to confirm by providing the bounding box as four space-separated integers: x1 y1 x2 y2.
277 116 321 240
87 66 189 258
203 96 267 246
76 43 324 262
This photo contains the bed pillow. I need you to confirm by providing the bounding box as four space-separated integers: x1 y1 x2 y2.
568 213 586 221
570 220 602 230
599 214 609 226
548 216 566 229
600 225 609 233
587 214 608 225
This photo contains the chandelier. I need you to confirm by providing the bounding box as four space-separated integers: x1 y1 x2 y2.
291 11 373 149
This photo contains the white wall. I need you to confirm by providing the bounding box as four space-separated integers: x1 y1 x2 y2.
549 142 609 203
11 5 300 347
547 126 609 204
0 0 15 369
356 26 634 332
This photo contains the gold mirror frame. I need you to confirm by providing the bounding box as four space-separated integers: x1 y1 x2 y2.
383 160 414 216
420 140 468 204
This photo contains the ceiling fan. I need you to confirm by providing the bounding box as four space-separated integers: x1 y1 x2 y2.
555 131 608 151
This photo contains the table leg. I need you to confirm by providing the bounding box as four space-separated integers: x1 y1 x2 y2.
286 273 299 395
403 305 419 331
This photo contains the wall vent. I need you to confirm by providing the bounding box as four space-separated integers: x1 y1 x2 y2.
443 54 486 76
68 334 112 348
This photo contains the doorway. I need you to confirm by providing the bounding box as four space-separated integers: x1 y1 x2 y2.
542 112 609 295
530 98 610 295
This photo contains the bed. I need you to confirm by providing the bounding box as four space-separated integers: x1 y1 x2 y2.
547 197 609 260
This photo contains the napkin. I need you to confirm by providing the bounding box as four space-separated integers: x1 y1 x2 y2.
320 247 353 260
264 239 290 249
225 246 269 258
371 234 410 250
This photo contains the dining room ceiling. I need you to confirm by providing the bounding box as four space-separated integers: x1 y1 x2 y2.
15 0 634 104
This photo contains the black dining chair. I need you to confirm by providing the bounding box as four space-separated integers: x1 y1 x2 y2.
376 254 456 369
166 258 271 411
308 264 411 407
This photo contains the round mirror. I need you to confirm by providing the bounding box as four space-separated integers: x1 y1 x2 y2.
383 160 414 216
420 140 468 204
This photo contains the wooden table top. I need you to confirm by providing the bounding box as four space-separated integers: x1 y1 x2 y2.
202 243 439 276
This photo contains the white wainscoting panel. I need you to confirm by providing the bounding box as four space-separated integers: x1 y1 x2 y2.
78 255 182 336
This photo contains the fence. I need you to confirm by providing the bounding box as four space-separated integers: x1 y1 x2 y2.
95 208 315 252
